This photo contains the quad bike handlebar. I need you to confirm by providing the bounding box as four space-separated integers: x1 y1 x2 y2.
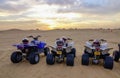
89 39 94 41
27 35 41 40
100 39 107 42
56 38 72 41
67 38 72 40
89 39 107 42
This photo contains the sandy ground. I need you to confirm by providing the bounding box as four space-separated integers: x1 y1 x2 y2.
0 29 120 78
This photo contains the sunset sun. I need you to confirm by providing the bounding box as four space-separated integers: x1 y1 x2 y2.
40 20 57 30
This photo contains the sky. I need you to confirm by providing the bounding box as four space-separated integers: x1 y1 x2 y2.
0 0 120 30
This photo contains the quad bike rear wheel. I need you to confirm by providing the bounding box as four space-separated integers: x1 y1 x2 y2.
28 52 40 64
81 53 89 65
46 54 55 65
104 56 113 69
66 54 74 66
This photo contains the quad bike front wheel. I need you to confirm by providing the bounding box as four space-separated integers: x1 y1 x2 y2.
66 54 74 66
11 51 22 63
28 52 40 64
104 56 113 69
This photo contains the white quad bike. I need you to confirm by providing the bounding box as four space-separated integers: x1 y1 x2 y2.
81 39 114 69
46 38 76 66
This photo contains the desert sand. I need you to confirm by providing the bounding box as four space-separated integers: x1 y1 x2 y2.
0 29 120 78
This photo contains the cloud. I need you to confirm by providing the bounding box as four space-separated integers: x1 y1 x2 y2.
81 0 120 14
0 0 44 14
43 0 120 15
0 10 35 21
1 0 120 16
1 0 120 15
0 20 49 30
43 0 74 5
0 0 120 30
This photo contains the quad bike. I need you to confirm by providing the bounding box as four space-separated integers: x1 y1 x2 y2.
46 38 76 66
81 39 114 69
10 35 49 64
113 44 120 62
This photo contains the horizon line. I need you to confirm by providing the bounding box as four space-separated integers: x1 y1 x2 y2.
0 28 120 32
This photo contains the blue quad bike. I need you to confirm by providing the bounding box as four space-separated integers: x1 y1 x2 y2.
10 35 49 64
113 44 120 62
81 39 114 69
46 38 76 66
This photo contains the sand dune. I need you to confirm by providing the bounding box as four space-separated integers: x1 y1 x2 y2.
0 29 120 78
